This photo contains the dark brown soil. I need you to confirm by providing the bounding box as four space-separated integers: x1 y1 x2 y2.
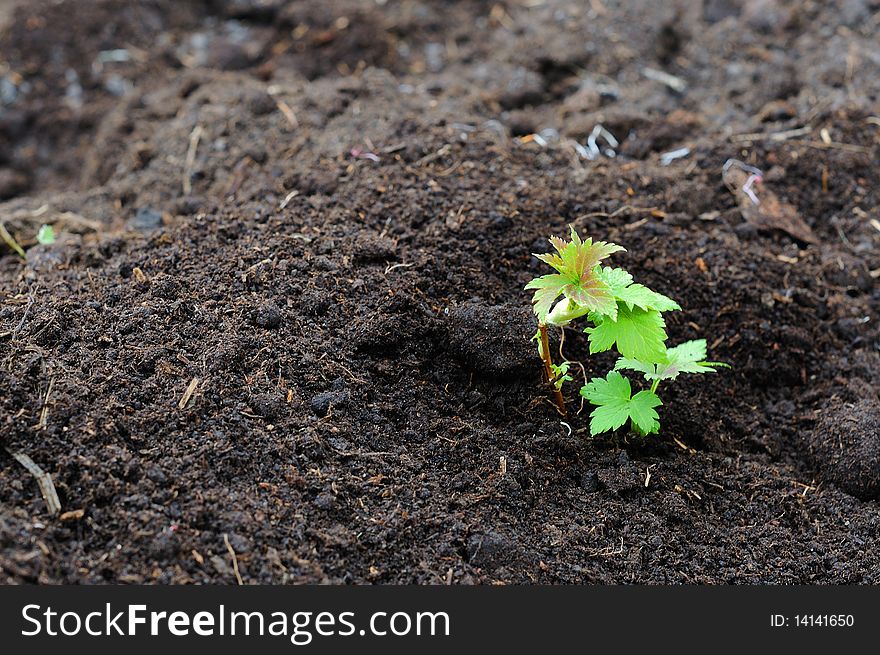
2 0 879 584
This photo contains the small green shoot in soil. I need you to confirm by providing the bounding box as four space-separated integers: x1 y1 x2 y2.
526 226 728 435
0 222 25 258
36 224 56 245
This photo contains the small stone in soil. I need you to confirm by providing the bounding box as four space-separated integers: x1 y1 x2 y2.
128 207 164 232
580 471 601 492
309 390 349 417
148 533 179 559
313 492 336 511
226 532 250 552
146 464 167 485
326 436 351 452
251 302 282 328
251 393 284 420
467 531 518 570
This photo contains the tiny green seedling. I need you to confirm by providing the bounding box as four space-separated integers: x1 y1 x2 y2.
36 224 56 245
525 226 727 436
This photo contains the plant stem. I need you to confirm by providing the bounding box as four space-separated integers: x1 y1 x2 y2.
538 323 567 415
0 222 25 258
650 379 660 394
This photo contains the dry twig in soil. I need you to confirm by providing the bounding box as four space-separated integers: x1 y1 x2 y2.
5 448 61 516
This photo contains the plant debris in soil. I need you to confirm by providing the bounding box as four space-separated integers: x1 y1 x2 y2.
1 0 879 584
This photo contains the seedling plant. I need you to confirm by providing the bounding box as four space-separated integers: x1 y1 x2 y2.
526 227 726 436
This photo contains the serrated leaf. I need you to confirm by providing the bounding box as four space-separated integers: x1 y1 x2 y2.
628 391 663 435
565 275 617 318
598 267 681 312
550 361 573 391
525 273 569 322
615 338 729 382
613 357 656 378
597 266 633 294
663 339 708 374
659 339 730 379
580 371 633 434
616 284 680 312
585 304 668 362
526 228 624 323
580 371 662 436
534 252 565 272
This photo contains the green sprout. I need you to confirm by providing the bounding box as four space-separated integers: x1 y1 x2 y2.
525 226 727 436
549 361 573 391
0 222 26 258
36 224 56 245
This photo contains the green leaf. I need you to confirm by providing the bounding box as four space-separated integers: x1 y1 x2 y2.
525 274 569 322
613 357 656 378
580 371 633 433
565 275 617 318
628 391 663 435
526 228 624 323
662 339 710 377
615 338 730 382
598 267 680 312
550 361 573 391
616 284 680 312
36 224 56 245
530 328 544 358
585 304 668 362
580 371 662 436
596 266 633 294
